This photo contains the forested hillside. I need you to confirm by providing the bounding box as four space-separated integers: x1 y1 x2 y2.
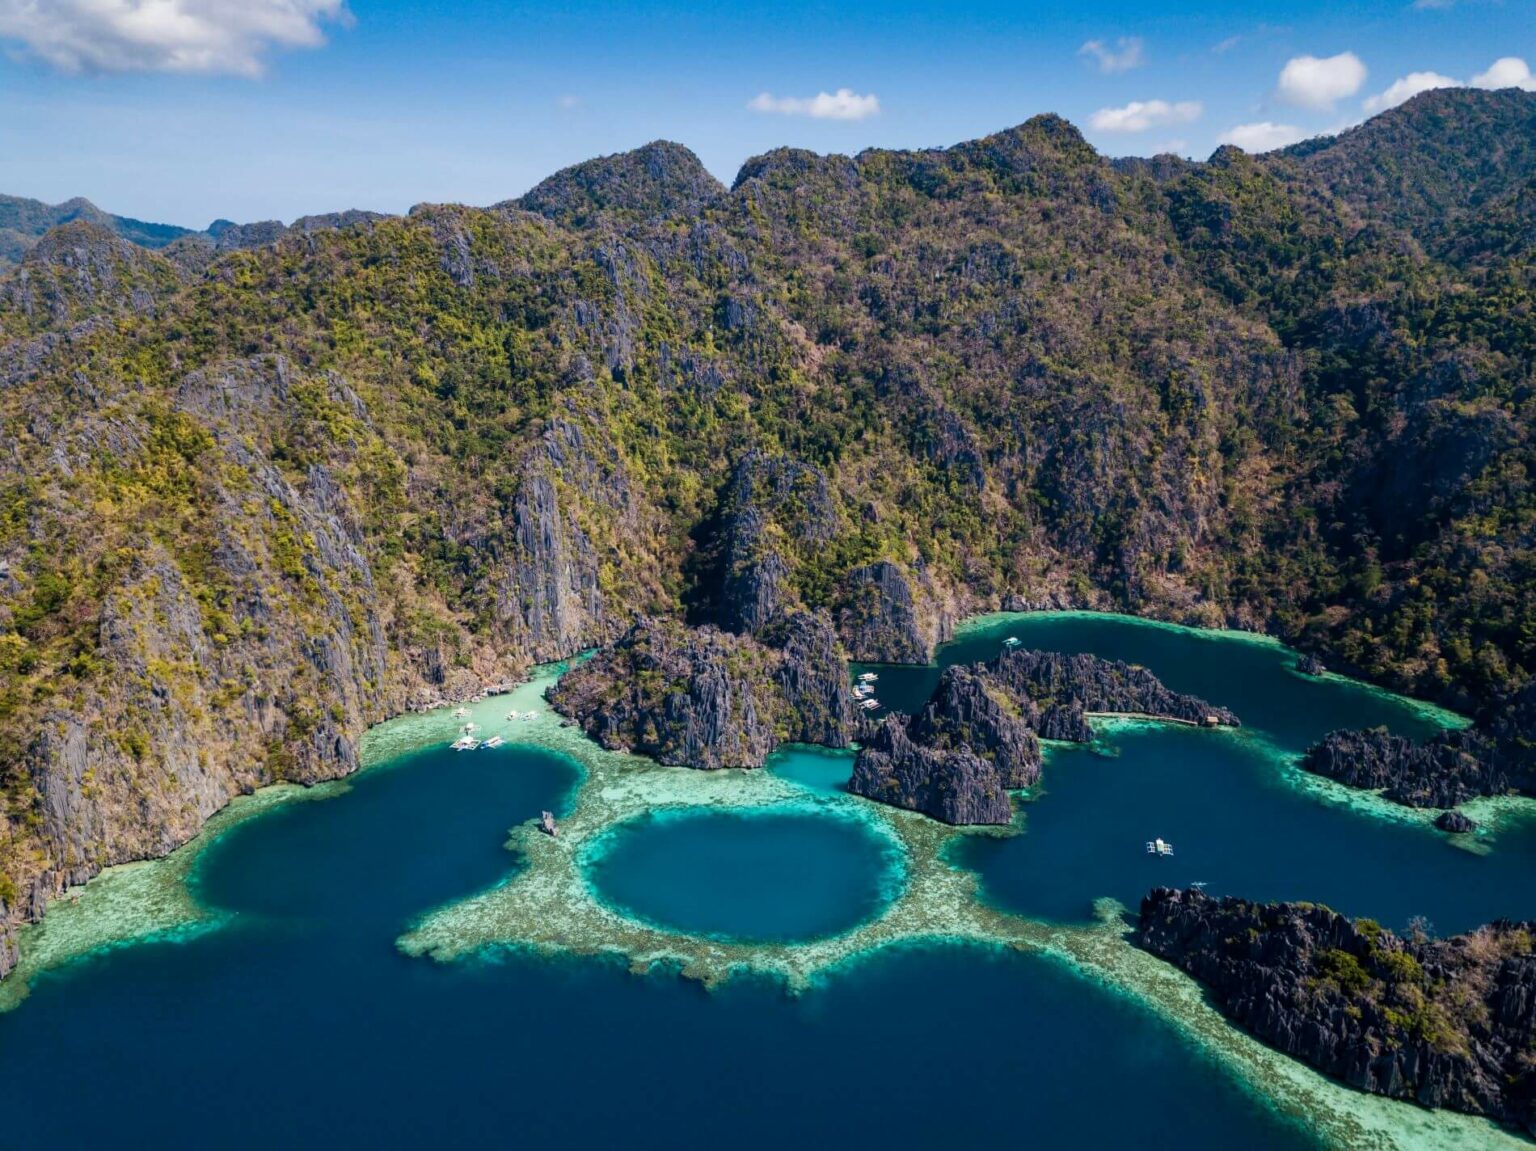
1 87 1532 972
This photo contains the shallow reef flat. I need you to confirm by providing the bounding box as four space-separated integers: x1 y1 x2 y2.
0 674 562 1011
401 663 1530 1151
8 634 1533 1149
0 782 317 1011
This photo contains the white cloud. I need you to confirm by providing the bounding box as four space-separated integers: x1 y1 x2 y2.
1218 121 1306 151
557 94 583 110
1472 57 1536 91
1088 99 1202 133
1078 36 1145 74
0 0 349 76
748 88 880 121
1277 52 1368 110
1212 35 1242 55
1411 0 1455 9
1363 70 1462 112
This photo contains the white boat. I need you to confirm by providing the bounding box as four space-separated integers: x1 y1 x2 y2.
852 686 871 698
451 735 480 751
521 710 537 720
1145 838 1174 857
858 672 878 682
859 698 881 710
482 735 505 749
1003 636 1021 648
452 707 469 719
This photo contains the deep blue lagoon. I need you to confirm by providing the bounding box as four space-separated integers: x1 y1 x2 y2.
584 807 901 942
0 612 1531 1149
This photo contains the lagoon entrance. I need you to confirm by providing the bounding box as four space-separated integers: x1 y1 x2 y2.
0 613 1531 1151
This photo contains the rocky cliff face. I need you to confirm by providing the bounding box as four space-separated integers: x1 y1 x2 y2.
850 665 1042 825
851 715 1017 825
547 612 856 769
0 355 614 978
988 648 1240 727
762 611 857 747
0 221 183 336
837 561 954 664
1303 728 1514 809
1303 684 1536 812
490 416 644 661
1139 887 1536 1135
712 450 839 635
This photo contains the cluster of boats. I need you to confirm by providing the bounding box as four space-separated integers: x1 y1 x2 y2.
445 705 541 750
852 672 881 711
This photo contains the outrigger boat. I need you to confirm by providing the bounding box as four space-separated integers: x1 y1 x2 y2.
1003 636 1021 648
482 735 505 749
859 698 881 710
451 734 480 751
1145 838 1175 857
858 672 879 682
452 707 470 719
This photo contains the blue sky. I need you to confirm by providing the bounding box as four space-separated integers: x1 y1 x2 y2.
0 0 1532 228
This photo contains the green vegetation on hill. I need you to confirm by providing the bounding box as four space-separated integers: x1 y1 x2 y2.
0 87 1534 957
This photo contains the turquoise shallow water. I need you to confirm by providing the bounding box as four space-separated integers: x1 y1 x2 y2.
0 612 1529 1149
584 807 903 943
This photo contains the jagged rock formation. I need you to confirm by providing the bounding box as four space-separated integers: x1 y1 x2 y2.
1139 887 1536 1135
1303 724 1534 810
0 221 184 336
547 612 855 769
852 716 1016 825
209 211 386 254
709 450 839 635
1297 653 1326 676
0 193 194 272
761 611 857 747
5 87 1536 974
850 650 1235 823
1436 810 1477 834
512 141 724 227
850 665 1041 825
838 561 953 664
988 648 1240 728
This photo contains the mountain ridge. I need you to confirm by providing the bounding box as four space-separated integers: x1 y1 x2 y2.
0 85 1533 981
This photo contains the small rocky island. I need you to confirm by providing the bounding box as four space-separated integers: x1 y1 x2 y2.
853 667 1043 824
1138 887 1536 1136
1302 683 1536 815
850 649 1238 825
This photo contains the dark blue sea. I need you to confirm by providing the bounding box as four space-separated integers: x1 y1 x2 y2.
2 614 1531 1149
